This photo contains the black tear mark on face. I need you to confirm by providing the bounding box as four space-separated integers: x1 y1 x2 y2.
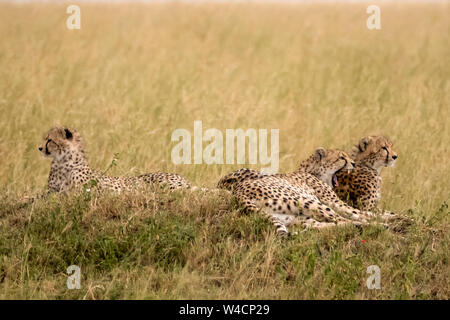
64 128 73 140
45 139 53 155
382 146 389 163
338 157 347 171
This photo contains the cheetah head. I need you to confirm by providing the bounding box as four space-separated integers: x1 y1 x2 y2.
38 127 83 160
298 148 355 188
351 136 398 170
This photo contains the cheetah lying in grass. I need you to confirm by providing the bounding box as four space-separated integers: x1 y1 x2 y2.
37 127 193 195
334 135 398 212
217 148 386 236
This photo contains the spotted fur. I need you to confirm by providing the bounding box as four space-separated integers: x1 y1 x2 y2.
217 148 377 236
333 136 398 213
39 127 192 194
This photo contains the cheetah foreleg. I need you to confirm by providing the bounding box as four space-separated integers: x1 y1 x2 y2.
293 196 357 225
318 192 373 223
298 215 365 229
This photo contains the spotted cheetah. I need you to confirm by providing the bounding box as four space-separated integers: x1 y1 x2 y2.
217 148 379 236
38 127 192 194
333 136 397 212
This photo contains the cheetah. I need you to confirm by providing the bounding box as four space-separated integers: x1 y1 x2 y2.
217 148 379 236
38 126 192 195
333 136 398 213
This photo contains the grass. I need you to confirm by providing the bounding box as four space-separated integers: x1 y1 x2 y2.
0 1 448 299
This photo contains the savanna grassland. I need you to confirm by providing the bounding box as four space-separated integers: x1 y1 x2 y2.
0 2 448 299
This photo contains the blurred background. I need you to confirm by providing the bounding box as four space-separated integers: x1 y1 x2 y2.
0 0 448 215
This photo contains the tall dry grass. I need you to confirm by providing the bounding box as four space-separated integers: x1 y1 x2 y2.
0 2 448 299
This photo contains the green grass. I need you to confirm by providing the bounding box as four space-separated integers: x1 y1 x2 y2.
0 2 449 299
1 191 448 299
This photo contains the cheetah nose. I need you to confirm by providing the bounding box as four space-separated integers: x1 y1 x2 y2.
392 155 398 160
38 147 43 151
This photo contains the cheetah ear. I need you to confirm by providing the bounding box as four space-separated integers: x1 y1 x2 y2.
358 136 373 152
64 128 73 140
314 148 326 160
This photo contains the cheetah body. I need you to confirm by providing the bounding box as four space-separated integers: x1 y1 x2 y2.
218 149 375 235
41 127 191 194
334 136 397 211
